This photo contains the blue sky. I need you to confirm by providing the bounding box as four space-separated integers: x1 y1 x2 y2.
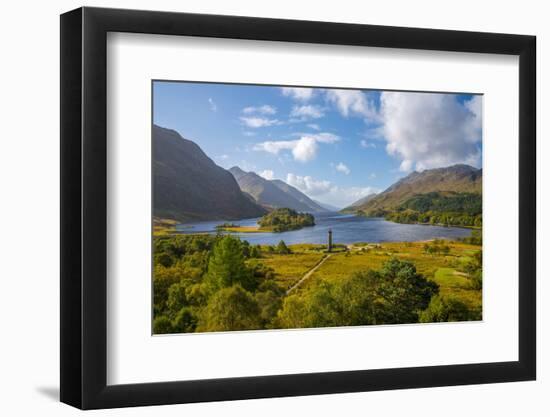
153 81 482 208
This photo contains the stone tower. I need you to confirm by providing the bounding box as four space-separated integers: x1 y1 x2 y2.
328 229 333 252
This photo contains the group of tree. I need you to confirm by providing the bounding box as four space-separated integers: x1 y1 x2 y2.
460 229 482 246
420 294 481 322
383 192 482 228
463 250 482 290
399 192 481 215
257 208 315 232
423 240 451 256
153 234 284 333
153 234 482 334
385 210 482 228
276 258 439 328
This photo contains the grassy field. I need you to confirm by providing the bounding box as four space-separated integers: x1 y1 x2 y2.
153 218 178 236
218 225 264 233
251 251 326 290
258 241 482 310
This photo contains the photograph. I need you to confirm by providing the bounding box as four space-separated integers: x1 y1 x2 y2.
152 82 483 334
1 0 542 413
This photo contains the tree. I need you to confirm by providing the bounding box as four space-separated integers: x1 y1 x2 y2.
258 208 315 232
153 265 182 315
420 295 473 322
241 240 250 258
249 245 262 258
184 283 209 307
276 295 309 329
277 258 438 328
465 250 482 290
198 285 261 332
172 307 198 333
254 281 285 327
276 240 291 254
166 280 192 317
204 235 255 292
372 258 439 324
153 315 173 334
153 263 203 316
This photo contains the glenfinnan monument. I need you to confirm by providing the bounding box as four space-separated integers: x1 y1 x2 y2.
328 229 333 252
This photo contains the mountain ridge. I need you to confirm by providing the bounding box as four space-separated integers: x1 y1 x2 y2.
229 167 326 213
344 164 482 214
153 125 267 222
343 193 377 211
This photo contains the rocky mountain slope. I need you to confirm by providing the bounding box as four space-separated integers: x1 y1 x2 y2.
153 125 267 222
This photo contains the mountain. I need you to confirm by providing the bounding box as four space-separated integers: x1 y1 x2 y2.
343 193 377 211
313 200 341 212
229 167 325 213
153 125 267 222
346 164 482 214
270 180 326 212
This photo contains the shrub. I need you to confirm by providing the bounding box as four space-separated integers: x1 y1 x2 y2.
276 240 291 254
172 307 198 333
198 285 261 332
153 315 173 334
420 295 474 323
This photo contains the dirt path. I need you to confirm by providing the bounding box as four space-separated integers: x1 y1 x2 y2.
286 254 333 295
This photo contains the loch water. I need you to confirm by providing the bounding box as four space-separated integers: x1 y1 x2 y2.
176 213 473 245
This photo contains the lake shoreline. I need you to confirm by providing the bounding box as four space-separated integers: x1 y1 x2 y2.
160 213 474 245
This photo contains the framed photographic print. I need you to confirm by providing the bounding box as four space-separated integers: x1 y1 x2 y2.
60 7 536 409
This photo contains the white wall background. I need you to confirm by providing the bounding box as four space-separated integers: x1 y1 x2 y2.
0 0 546 415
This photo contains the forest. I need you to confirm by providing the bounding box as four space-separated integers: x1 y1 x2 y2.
257 208 315 232
153 233 482 334
384 192 482 227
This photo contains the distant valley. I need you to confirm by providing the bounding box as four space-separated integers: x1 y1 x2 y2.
153 124 481 228
229 166 327 213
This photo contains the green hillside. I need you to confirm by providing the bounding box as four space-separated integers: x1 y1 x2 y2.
344 164 482 215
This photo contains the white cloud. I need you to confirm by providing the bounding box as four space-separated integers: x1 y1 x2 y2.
286 174 332 195
326 89 378 120
291 137 318 162
243 131 256 137
286 173 379 207
335 162 351 175
217 154 229 160
242 104 277 115
240 116 280 128
253 133 340 162
290 132 340 144
380 92 482 171
281 87 315 101
208 98 217 112
307 123 320 130
290 105 324 120
239 160 256 172
399 159 413 172
259 169 275 180
464 95 482 141
335 186 379 205
360 139 376 149
254 138 317 162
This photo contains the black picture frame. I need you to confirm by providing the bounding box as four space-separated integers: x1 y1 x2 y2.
60 6 536 410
